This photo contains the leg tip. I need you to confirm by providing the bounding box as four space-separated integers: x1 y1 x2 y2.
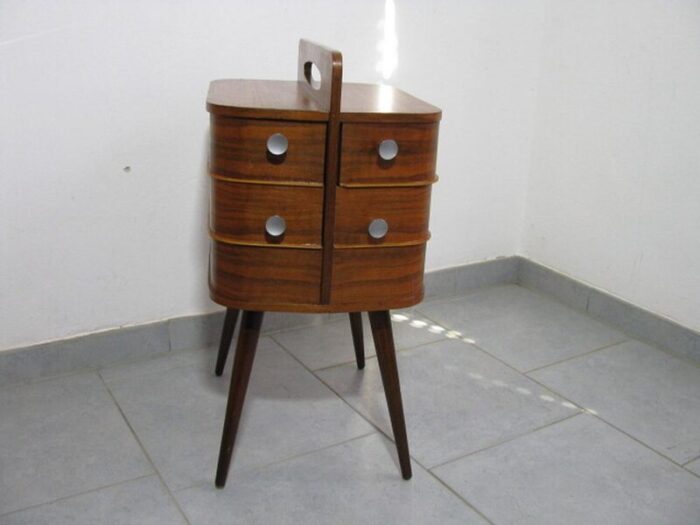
357 362 365 370
402 472 412 480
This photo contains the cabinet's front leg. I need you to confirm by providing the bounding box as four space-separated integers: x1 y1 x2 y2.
348 312 365 370
215 310 264 488
215 308 240 377
368 310 412 480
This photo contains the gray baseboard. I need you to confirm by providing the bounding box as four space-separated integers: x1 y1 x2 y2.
517 257 700 365
1 255 697 388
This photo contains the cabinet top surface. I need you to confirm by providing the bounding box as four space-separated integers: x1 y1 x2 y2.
207 79 441 123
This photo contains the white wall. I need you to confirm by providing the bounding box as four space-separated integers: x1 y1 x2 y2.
0 1 544 350
522 0 700 331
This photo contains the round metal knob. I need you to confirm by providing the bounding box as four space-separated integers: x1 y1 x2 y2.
368 218 389 239
378 139 398 161
266 133 288 156
265 215 286 237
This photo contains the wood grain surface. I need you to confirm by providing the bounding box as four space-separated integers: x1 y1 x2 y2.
210 178 323 248
210 116 327 185
334 186 431 248
339 122 439 186
330 244 426 307
210 242 322 306
207 79 328 121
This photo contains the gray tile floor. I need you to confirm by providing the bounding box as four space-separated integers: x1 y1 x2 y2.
1 284 699 524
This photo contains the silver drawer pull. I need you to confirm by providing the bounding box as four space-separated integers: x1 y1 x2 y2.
368 218 389 239
266 133 288 156
378 139 398 161
265 215 286 237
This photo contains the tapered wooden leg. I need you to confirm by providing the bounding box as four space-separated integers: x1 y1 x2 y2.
215 310 264 488
348 312 365 370
215 308 240 377
368 310 412 480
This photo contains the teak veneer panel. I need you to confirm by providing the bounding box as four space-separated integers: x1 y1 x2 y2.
339 122 439 186
210 179 323 248
210 117 327 185
210 242 322 306
334 186 431 248
206 81 441 123
207 79 328 121
339 83 441 123
330 244 426 307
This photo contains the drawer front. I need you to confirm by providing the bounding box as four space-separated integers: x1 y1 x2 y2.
340 122 438 186
211 179 323 248
210 242 322 305
210 117 326 185
334 186 431 247
331 244 426 307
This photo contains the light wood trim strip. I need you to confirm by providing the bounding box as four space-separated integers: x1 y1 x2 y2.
209 230 322 250
334 232 431 249
209 172 324 188
338 175 439 188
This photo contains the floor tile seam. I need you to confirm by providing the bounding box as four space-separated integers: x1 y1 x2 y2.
519 274 700 369
304 337 452 374
415 285 515 312
270 334 447 478
392 435 498 525
683 455 700 467
170 431 380 496
419 291 699 371
523 339 631 375
97 353 210 387
260 318 335 337
428 412 583 472
590 414 700 472
682 466 700 480
0 344 198 392
429 329 592 402
415 289 632 372
522 373 699 471
0 473 155 520
304 340 580 487
421 468 496 525
99 375 193 525
271 334 401 445
0 366 102 392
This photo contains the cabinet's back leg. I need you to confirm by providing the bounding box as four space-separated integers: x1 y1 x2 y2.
215 310 264 488
215 308 240 377
368 310 412 480
349 312 365 370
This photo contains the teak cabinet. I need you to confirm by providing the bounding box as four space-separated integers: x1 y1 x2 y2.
206 40 441 488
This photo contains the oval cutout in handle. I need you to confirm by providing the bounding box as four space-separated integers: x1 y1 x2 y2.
265 215 287 237
368 218 389 239
378 139 399 161
266 133 288 156
303 61 322 90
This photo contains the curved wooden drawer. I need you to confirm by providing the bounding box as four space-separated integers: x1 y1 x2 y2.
210 116 326 185
334 186 431 248
210 242 322 306
339 122 438 186
210 179 323 248
330 244 426 307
